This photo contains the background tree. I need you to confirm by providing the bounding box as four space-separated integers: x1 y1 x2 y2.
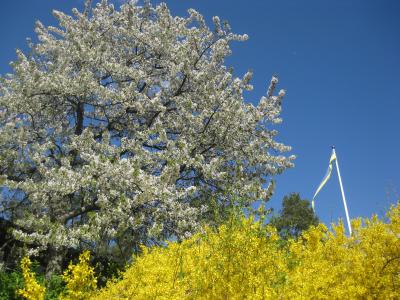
0 0 294 275
271 193 318 238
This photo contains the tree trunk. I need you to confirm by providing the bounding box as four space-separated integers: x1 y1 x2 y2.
45 246 65 279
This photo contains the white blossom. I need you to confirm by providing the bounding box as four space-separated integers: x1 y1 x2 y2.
0 0 293 259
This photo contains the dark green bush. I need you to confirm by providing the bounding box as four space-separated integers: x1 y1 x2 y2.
0 270 23 300
43 275 65 300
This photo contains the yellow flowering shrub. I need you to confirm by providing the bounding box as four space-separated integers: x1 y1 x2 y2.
92 203 400 299
91 217 287 299
285 204 400 299
60 250 97 300
17 203 397 299
17 257 46 300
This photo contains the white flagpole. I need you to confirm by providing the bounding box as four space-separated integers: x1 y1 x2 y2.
332 147 352 235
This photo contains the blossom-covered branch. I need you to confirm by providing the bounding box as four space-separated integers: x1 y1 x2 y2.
0 0 294 274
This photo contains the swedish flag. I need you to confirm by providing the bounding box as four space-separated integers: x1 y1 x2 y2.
312 150 337 210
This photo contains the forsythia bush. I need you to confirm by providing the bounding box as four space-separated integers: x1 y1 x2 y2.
60 251 97 300
92 218 287 299
15 203 400 299
17 257 46 300
285 214 400 299
91 203 400 299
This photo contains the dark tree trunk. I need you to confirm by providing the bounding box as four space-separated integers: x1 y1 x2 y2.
45 246 65 279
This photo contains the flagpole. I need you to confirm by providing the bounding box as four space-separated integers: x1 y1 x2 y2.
332 147 352 235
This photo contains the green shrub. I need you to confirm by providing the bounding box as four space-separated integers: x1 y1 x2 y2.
0 270 23 300
43 275 65 300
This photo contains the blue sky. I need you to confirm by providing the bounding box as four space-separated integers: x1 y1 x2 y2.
1 0 399 227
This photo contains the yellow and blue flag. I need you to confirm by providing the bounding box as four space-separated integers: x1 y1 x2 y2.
312 150 337 210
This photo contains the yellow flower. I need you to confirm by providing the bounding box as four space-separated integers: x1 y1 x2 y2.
91 202 400 299
17 257 46 300
61 250 97 300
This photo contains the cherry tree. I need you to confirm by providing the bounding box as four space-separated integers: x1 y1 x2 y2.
0 0 294 274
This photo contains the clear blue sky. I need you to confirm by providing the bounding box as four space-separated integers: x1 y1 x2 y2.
1 0 399 226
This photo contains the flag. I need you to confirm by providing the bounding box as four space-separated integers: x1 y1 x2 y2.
312 150 337 210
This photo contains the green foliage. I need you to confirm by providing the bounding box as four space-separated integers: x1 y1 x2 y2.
43 275 65 300
0 271 23 300
271 193 319 238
